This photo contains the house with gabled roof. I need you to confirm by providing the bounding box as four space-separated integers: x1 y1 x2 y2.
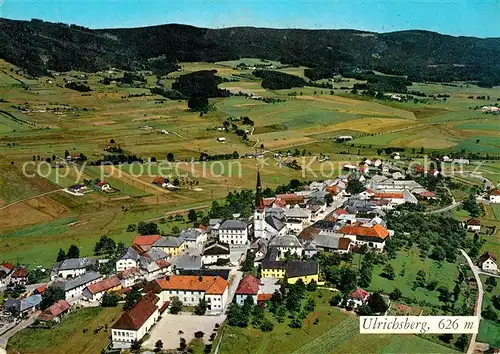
152 236 185 256
478 252 497 274
38 300 71 323
261 259 319 285
235 274 260 305
179 228 208 250
201 242 230 265
133 235 161 253
217 220 248 245
51 258 98 280
82 275 122 302
465 218 481 232
153 275 228 314
348 288 369 308
338 223 391 251
3 294 42 317
116 247 141 272
488 189 500 204
112 292 160 349
11 267 29 285
268 235 303 259
52 271 103 299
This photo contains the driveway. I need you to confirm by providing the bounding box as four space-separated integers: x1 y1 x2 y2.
0 312 39 349
460 249 484 354
143 313 224 350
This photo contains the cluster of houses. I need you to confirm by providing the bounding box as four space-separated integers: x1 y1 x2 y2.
4 166 498 350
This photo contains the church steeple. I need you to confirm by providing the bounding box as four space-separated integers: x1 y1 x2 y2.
255 170 264 210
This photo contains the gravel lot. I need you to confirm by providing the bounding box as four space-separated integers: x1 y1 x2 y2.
143 313 225 350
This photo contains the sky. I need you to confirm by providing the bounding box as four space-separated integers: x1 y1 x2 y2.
1 0 499 38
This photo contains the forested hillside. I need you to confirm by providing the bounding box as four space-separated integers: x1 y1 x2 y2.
1 18 500 86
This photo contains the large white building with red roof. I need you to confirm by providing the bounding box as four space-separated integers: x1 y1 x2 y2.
338 224 392 251
112 292 160 349
152 275 229 314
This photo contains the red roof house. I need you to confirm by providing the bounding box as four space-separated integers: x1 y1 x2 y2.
38 300 71 322
133 235 162 252
235 275 260 295
349 288 369 300
112 292 159 331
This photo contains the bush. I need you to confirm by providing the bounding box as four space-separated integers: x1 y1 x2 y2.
260 319 274 332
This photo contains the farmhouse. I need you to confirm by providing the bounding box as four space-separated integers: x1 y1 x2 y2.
478 252 497 274
112 292 160 349
465 218 481 232
310 233 352 254
338 224 391 251
133 235 162 253
116 247 141 272
38 300 71 323
51 258 98 280
488 189 500 204
153 275 229 314
3 295 42 317
348 288 369 308
0 262 14 286
117 267 142 288
201 242 231 265
82 276 122 302
235 274 260 306
217 137 227 142
10 267 29 285
52 271 103 299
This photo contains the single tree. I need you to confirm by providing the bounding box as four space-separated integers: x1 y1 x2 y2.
367 292 388 314
66 244 80 259
169 296 184 314
56 248 66 262
188 209 198 223
389 288 402 301
40 285 65 310
194 298 207 315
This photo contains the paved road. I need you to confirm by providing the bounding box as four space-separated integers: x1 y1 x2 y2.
460 249 484 354
0 313 38 349
424 201 462 215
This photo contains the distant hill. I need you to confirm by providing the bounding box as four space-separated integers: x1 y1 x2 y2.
1 18 500 86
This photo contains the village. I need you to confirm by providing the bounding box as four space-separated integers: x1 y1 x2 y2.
1 157 498 353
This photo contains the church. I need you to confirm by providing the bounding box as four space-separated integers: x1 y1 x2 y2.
253 171 289 240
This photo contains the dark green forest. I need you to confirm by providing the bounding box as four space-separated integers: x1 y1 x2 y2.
1 18 500 86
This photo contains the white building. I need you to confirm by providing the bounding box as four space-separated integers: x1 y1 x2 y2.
218 220 248 245
479 252 498 274
179 228 208 250
201 242 231 265
82 276 121 302
153 275 228 314
116 247 141 272
338 224 392 251
51 258 98 280
112 292 160 349
235 274 260 306
465 218 481 232
489 190 500 204
52 271 103 300
284 207 311 233
268 235 304 259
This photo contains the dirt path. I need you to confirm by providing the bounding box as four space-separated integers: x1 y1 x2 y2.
147 204 209 221
101 165 170 195
0 189 64 211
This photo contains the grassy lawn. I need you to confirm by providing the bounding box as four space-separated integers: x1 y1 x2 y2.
477 275 500 347
7 306 122 354
219 290 458 354
367 248 460 307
